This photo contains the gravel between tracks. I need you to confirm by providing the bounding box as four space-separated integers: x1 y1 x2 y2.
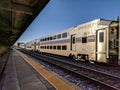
28 55 108 90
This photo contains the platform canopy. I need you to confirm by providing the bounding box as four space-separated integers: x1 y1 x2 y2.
0 0 50 46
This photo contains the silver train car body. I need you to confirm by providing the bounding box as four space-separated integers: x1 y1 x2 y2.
25 18 119 64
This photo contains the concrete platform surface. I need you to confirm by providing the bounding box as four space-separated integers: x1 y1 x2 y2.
0 50 55 90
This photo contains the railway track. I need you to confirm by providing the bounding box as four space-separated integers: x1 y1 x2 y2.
38 51 120 78
19 49 120 90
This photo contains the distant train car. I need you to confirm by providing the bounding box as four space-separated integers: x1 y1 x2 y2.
25 41 34 51
25 18 119 64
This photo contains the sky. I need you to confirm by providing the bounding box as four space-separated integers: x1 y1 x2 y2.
15 0 120 44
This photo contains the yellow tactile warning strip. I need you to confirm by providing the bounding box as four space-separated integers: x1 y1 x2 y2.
16 50 78 90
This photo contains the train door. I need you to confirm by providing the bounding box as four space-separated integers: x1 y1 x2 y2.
71 35 76 51
96 29 107 63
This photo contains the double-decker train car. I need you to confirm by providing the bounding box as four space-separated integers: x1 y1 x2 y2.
25 18 119 64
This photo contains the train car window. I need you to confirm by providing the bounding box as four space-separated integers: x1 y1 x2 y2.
53 46 56 49
50 46 52 49
72 37 75 44
50 37 52 40
44 38 46 41
47 37 50 41
62 45 67 50
45 46 47 49
47 46 49 49
53 35 56 40
82 37 87 43
57 34 61 39
57 46 61 50
62 32 67 38
99 32 104 42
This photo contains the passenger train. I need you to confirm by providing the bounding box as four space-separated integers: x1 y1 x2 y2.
24 18 120 64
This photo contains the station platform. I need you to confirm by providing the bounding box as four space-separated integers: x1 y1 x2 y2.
0 49 81 90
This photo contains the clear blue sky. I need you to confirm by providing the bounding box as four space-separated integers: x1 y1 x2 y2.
16 0 120 43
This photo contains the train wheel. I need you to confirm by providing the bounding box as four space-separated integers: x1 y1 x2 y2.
77 55 81 60
72 55 78 61
69 54 73 59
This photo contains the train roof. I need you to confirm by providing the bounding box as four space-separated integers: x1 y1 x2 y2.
29 18 118 42
41 18 113 35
